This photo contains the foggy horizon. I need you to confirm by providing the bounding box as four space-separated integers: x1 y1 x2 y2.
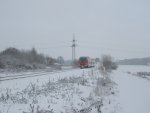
0 0 150 60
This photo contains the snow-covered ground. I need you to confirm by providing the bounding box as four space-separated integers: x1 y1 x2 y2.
113 65 150 113
0 65 150 113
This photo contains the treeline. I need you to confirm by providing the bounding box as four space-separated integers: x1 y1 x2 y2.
117 57 150 65
0 47 56 70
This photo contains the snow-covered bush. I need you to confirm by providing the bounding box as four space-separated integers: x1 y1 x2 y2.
99 55 118 79
58 76 88 85
137 72 150 76
100 55 118 71
111 62 118 70
23 104 53 113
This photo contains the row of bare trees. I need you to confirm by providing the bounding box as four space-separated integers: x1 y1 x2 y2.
0 47 57 70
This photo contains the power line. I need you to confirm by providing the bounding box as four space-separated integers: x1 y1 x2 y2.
77 45 149 54
37 46 70 50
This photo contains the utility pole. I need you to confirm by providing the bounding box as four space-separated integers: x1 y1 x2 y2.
71 34 77 63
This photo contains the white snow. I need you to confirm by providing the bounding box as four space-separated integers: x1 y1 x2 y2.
0 65 150 113
113 65 150 113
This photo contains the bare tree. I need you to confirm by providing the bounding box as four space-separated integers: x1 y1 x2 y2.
57 56 64 64
99 55 113 79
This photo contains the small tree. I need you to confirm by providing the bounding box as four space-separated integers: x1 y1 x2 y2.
96 55 118 96
57 56 64 64
101 55 112 70
99 55 113 79
45 56 56 65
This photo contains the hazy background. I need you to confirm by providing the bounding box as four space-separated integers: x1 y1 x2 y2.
0 0 150 60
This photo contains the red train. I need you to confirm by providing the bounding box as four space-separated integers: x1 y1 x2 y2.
79 56 95 68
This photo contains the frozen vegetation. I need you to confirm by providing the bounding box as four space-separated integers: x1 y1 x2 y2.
0 47 57 72
0 67 119 113
0 59 150 113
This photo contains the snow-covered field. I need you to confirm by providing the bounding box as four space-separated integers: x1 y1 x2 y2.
0 65 150 113
113 65 150 113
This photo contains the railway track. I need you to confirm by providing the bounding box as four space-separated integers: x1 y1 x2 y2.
0 68 78 82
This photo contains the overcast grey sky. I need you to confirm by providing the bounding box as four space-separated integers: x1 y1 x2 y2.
0 0 150 60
